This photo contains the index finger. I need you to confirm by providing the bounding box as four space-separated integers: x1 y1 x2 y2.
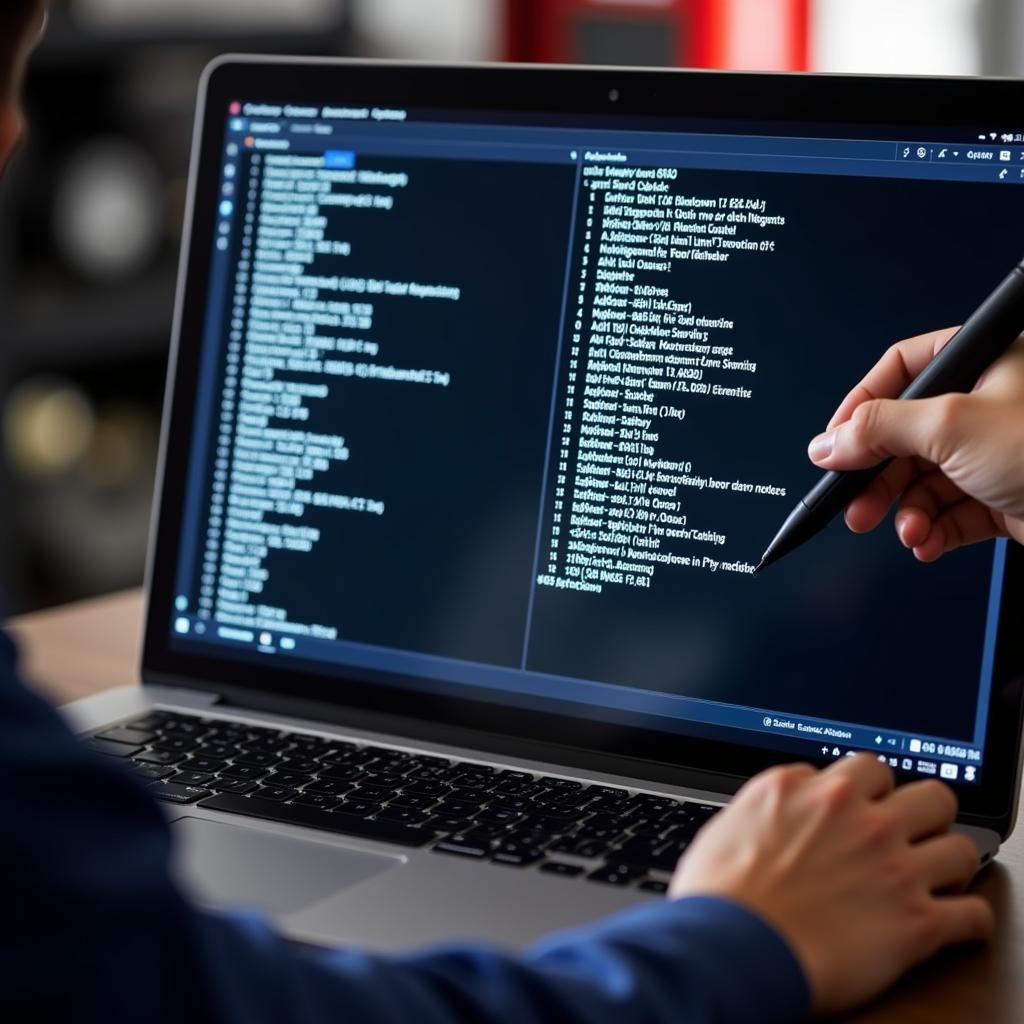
827 327 959 431
822 753 895 799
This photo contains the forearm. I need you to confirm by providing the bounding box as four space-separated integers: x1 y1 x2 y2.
0 631 809 1024
189 895 808 1024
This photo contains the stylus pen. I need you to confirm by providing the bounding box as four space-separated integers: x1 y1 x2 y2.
754 255 1024 575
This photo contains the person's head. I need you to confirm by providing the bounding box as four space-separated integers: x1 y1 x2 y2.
1 0 45 172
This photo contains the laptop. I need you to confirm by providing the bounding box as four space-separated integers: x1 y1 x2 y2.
66 57 1024 950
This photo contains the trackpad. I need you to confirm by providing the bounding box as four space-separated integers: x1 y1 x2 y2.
171 817 401 915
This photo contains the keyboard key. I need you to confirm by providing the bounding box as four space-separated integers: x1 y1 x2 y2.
461 823 505 842
303 779 355 797
489 793 534 810
254 786 298 802
220 764 269 782
407 766 453 783
130 764 175 782
405 754 450 769
495 770 534 784
197 744 236 760
264 771 314 789
690 803 723 821
152 736 200 754
362 772 407 789
318 764 362 782
587 863 644 887
491 838 545 866
173 770 215 787
389 793 437 811
400 780 447 797
435 799 478 817
607 835 688 873
291 792 340 810
279 758 320 774
531 816 578 834
375 806 430 825
353 784 392 802
233 750 281 768
160 719 207 736
211 777 257 795
199 794 435 848
284 741 334 760
151 783 211 804
134 749 185 767
424 815 471 833
475 807 525 826
333 799 380 817
638 879 669 895
126 714 166 732
550 837 611 859
540 861 585 878
448 776 491 791
532 803 585 821
432 836 489 858
87 738 142 758
586 797 634 816
187 757 229 774
315 742 360 763
98 726 155 746
587 786 627 800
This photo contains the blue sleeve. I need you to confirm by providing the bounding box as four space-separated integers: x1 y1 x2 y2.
0 630 811 1024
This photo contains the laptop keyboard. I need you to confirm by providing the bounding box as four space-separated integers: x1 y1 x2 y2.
88 711 722 893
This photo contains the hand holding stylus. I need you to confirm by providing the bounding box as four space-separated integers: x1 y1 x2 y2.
807 328 1024 561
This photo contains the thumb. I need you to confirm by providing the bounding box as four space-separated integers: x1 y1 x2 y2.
808 395 968 470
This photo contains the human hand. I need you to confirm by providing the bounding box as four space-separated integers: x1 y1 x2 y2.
805 328 1024 561
669 756 993 1015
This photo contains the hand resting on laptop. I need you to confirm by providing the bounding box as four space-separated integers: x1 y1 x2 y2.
670 753 991 1015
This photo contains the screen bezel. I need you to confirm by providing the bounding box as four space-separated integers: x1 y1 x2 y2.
142 57 1024 836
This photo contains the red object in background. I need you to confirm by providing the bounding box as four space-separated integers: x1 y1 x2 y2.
506 0 809 72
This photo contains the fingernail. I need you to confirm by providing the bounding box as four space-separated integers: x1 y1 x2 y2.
896 512 912 546
808 431 834 462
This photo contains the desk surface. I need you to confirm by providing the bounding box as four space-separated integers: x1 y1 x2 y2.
8 589 1024 1023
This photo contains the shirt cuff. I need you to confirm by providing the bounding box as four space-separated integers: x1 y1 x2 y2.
533 894 812 1024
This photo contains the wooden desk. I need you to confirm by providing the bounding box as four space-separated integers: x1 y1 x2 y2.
7 589 1024 1023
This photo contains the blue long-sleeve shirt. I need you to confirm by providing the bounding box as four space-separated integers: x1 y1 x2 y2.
0 628 811 1023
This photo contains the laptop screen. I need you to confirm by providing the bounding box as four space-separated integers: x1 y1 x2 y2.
165 79 1024 789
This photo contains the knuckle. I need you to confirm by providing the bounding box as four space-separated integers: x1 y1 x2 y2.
921 779 959 822
849 400 881 446
861 808 899 847
880 852 916 888
950 835 980 877
930 394 970 448
817 773 856 813
905 903 946 955
748 764 797 801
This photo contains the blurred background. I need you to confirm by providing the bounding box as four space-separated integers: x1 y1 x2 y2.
1 0 1021 613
